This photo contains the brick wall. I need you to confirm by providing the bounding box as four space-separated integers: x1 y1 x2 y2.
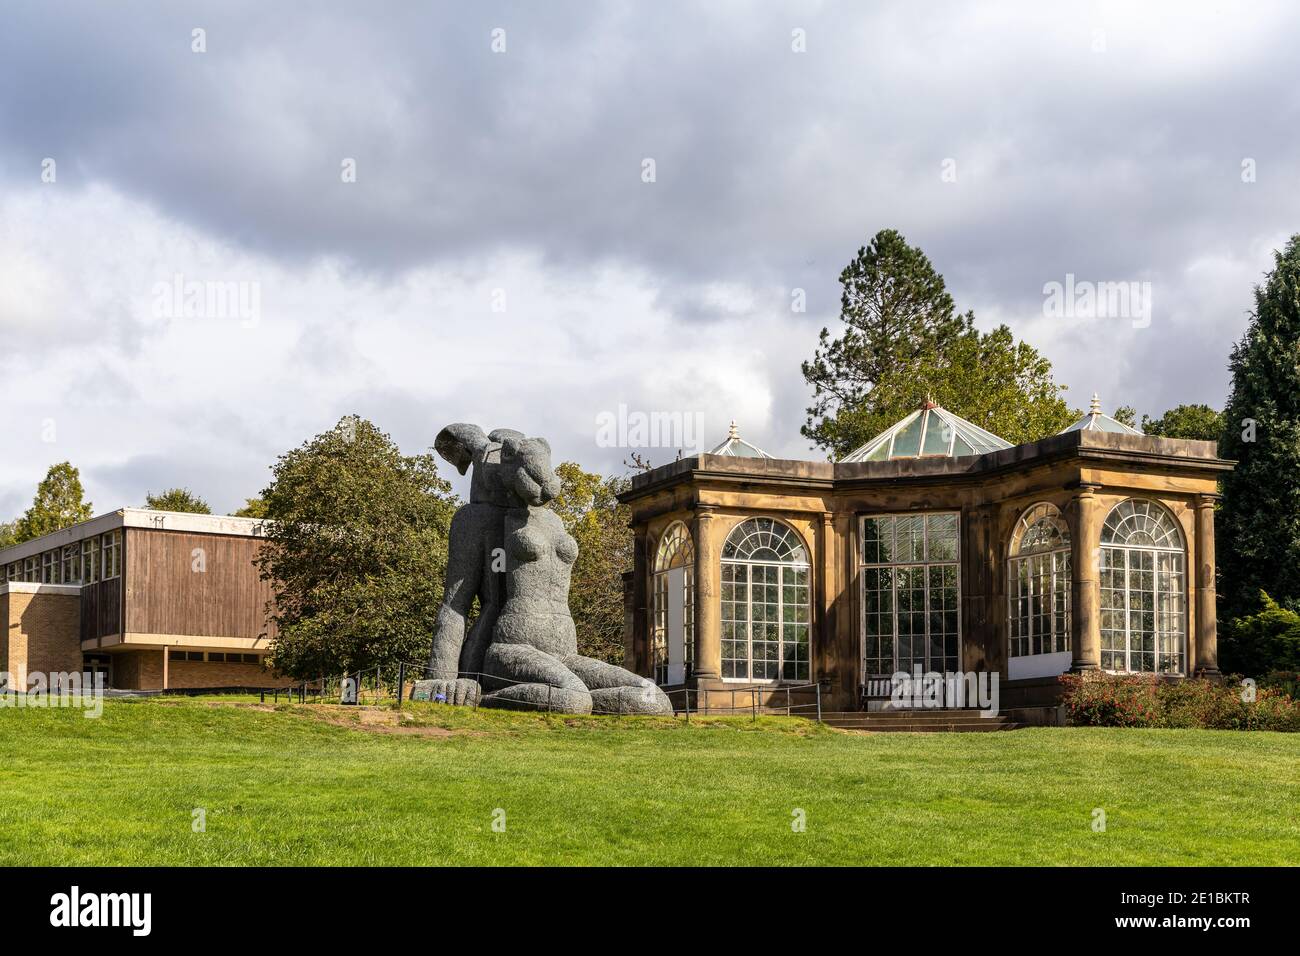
111 649 164 690
2 590 82 687
167 658 292 689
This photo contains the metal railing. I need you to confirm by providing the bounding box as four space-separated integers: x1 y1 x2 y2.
261 661 824 723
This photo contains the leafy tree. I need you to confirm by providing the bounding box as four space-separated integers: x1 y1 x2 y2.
1140 404 1224 441
1219 236 1300 622
233 497 268 519
15 462 93 542
144 487 212 514
802 229 1072 457
0 522 17 550
256 416 457 679
549 462 631 663
1221 591 1300 677
1112 406 1137 428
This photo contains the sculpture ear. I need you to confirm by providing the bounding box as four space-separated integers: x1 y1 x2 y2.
488 428 525 445
434 423 489 475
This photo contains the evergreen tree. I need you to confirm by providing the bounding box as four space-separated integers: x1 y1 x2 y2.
15 462 93 542
802 229 1071 457
1218 236 1300 621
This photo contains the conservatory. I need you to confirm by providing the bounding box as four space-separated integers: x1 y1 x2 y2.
618 398 1232 713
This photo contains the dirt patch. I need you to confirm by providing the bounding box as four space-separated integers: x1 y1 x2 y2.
300 706 464 738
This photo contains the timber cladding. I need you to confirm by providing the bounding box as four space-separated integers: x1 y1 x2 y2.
124 528 278 640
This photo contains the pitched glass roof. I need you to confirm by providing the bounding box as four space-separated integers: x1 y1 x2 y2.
1059 393 1142 436
840 402 1012 462
707 421 772 458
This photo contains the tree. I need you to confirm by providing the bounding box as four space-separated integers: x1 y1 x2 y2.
15 462 93 542
0 522 17 550
1221 591 1300 677
549 462 632 663
233 497 268 519
1218 235 1300 622
1140 404 1224 441
802 229 1072 457
144 488 212 514
256 416 458 679
1113 406 1137 429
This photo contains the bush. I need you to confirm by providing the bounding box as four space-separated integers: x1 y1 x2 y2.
1059 672 1299 731
1221 591 1300 677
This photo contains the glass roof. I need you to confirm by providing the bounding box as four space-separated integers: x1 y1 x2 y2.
707 421 772 458
1058 393 1142 436
840 403 1012 462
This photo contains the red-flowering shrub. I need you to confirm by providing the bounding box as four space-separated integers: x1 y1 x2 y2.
1058 672 1299 731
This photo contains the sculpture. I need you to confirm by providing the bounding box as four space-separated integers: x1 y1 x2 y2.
420 424 673 716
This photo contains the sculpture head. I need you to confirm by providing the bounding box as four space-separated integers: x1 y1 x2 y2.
434 423 561 507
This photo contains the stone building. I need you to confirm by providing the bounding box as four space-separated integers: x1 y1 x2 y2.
618 398 1231 713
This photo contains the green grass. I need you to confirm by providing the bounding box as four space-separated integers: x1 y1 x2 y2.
0 698 1295 865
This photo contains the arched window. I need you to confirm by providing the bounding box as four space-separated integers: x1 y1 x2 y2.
1100 499 1186 674
1008 503 1071 660
720 518 810 682
651 522 695 685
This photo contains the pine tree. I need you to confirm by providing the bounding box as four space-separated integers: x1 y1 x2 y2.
1218 235 1300 622
802 229 1071 457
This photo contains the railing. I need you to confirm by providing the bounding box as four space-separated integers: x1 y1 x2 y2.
260 661 824 723
658 682 823 722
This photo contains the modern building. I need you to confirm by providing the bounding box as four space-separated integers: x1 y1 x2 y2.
619 399 1232 713
0 509 289 690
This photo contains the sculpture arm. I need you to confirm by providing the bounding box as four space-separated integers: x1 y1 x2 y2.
429 508 483 680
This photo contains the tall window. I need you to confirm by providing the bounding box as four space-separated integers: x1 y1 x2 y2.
721 518 810 682
651 522 695 685
861 513 960 675
101 530 121 580
23 556 37 582
1008 503 1071 657
62 545 81 585
83 537 99 585
1100 499 1186 674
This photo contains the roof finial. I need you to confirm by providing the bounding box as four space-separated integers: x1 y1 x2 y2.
1089 392 1102 416
728 420 739 441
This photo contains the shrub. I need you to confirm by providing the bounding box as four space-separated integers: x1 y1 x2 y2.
1058 671 1299 731
1221 591 1300 677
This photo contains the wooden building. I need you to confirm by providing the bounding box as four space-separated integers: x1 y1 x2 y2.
618 400 1233 714
0 510 289 690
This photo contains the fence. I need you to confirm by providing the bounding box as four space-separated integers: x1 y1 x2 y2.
260 660 823 723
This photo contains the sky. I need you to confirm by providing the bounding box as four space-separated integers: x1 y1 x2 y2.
1 0 1297 514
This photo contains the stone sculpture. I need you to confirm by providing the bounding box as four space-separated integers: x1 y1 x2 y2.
418 424 672 716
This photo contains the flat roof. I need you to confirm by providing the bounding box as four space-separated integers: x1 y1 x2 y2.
0 509 268 566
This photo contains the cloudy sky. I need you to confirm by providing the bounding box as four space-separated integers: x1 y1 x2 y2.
2 0 1297 514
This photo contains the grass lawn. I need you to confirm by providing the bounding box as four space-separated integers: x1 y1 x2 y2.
0 698 1295 865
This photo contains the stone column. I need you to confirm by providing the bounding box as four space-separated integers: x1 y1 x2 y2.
631 526 649 676
692 506 721 680
1194 494 1221 678
816 512 834 686
1070 485 1102 672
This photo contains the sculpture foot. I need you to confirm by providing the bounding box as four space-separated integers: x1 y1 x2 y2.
589 683 674 716
480 683 593 715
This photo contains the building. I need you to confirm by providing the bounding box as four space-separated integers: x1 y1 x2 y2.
619 398 1232 713
0 509 290 691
